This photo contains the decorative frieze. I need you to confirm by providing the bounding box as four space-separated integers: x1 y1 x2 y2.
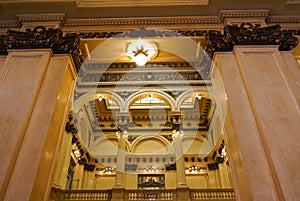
78 28 208 39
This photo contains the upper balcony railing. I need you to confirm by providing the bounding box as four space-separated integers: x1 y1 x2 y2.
50 187 235 201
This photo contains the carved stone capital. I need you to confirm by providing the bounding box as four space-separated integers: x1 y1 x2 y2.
115 112 131 132
205 23 298 57
0 26 84 72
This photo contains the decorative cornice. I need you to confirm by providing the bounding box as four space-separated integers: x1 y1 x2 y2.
266 16 300 24
65 16 222 28
0 26 83 72
16 13 67 25
76 0 208 8
219 10 270 19
0 21 21 29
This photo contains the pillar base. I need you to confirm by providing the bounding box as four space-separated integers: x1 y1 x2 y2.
176 186 190 201
111 187 125 201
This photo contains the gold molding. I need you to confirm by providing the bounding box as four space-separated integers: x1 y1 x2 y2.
76 0 209 8
219 10 270 19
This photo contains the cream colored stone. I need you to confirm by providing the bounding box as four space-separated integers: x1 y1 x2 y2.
212 46 300 201
212 51 279 201
234 46 300 201
0 49 52 200
1 52 76 201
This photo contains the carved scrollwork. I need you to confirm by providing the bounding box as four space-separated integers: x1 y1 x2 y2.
5 26 61 49
78 28 208 39
204 30 233 57
224 23 282 45
0 26 84 72
205 23 298 57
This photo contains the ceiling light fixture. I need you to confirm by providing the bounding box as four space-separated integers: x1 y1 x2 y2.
195 93 202 100
126 40 158 66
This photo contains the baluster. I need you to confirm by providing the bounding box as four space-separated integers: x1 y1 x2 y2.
203 192 208 199
221 191 224 199
200 192 204 199
230 191 234 199
213 192 217 199
226 191 230 199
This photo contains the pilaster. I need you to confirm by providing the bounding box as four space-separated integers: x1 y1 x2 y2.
211 45 300 200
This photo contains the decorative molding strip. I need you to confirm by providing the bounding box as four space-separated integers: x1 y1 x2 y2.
0 21 21 29
285 0 300 4
16 13 67 24
76 0 208 8
219 10 270 19
266 16 300 24
0 26 83 71
65 16 222 28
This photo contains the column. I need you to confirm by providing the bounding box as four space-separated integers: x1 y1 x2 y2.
211 45 300 201
0 26 82 201
170 112 190 201
73 164 85 189
0 50 77 201
52 126 73 190
111 112 130 201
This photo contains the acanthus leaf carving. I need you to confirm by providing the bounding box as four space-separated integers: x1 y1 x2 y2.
0 26 84 72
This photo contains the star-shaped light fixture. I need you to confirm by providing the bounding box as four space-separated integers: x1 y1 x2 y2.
127 40 158 66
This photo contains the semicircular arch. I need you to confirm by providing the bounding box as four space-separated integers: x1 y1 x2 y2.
124 90 176 112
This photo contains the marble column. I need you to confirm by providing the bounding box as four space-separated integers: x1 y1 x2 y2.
170 112 190 201
211 46 300 201
0 50 77 201
114 130 127 188
52 130 73 190
173 131 187 187
111 113 130 201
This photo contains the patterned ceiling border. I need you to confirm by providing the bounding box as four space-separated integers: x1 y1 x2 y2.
1 11 300 30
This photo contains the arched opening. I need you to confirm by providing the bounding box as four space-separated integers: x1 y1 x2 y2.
51 28 235 199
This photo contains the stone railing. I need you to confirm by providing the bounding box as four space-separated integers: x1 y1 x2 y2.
190 189 236 200
64 190 111 201
49 188 112 201
126 189 176 200
50 187 235 201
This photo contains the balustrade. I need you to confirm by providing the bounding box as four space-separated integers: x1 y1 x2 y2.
64 190 111 200
127 189 176 200
50 188 235 201
191 189 235 200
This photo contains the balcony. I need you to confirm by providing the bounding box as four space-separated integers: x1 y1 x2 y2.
50 188 235 201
